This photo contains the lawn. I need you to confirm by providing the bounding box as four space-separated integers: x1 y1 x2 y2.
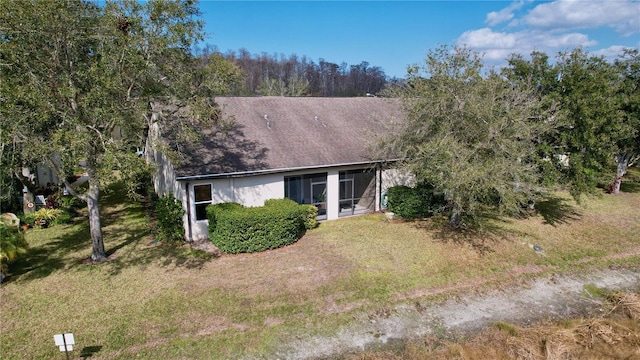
1 182 639 359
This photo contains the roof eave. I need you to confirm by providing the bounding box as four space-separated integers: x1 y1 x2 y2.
175 159 399 181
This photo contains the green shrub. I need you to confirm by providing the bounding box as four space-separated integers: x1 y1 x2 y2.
207 202 243 233
51 211 73 225
154 193 185 245
20 212 36 227
0 220 28 276
263 198 299 208
265 198 318 229
207 199 309 254
24 208 64 228
387 183 445 219
59 195 84 213
300 204 319 229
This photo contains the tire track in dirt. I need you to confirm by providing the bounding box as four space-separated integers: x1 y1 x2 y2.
270 265 640 360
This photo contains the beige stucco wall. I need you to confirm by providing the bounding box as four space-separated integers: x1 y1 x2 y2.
146 121 189 238
381 167 414 192
187 174 285 240
159 163 413 241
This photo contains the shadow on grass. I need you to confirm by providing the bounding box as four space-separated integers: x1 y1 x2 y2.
535 195 581 226
8 218 91 282
620 181 640 193
80 345 102 358
105 240 217 276
6 181 217 283
411 194 581 256
412 216 505 256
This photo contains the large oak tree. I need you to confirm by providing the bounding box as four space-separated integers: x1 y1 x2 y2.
381 46 553 226
0 0 240 260
612 49 640 194
506 48 638 196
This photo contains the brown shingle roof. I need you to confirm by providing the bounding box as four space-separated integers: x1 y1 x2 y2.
170 96 401 179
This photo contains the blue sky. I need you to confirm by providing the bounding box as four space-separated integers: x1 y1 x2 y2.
198 1 640 78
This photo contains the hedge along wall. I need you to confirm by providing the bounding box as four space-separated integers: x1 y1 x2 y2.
207 199 318 254
387 183 445 219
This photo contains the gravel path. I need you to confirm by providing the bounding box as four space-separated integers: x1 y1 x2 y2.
269 266 640 360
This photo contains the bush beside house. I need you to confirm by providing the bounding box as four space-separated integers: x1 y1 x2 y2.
207 199 317 254
387 183 446 219
154 194 186 245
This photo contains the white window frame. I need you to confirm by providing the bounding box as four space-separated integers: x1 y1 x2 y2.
193 183 213 222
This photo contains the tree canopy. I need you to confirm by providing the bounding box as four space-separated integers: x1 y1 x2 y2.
381 45 553 226
384 45 639 226
0 0 241 260
506 48 639 197
612 49 640 193
218 50 389 97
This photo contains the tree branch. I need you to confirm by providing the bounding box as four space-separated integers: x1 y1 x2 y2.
47 156 87 202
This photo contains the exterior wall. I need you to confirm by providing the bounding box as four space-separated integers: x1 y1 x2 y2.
178 164 413 241
146 121 188 238
35 164 60 187
233 175 284 207
186 174 285 241
381 167 414 192
380 167 414 210
147 122 182 197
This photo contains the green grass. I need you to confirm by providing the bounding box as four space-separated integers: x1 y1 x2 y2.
1 181 639 359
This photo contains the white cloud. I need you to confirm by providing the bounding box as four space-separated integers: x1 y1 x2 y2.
456 0 639 66
591 45 634 60
524 0 640 36
457 28 597 62
458 28 518 49
485 1 526 26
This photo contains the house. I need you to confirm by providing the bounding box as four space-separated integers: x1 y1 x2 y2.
148 96 412 241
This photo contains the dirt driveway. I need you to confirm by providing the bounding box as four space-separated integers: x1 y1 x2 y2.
272 265 640 360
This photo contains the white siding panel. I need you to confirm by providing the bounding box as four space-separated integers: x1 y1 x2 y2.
233 174 284 207
212 178 235 203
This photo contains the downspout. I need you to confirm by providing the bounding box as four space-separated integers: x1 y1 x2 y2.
185 182 192 242
375 163 380 212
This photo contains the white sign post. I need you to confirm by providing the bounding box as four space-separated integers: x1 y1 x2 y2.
53 333 75 360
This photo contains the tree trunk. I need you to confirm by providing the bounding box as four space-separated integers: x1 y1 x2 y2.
86 171 106 261
17 167 37 214
612 154 629 194
449 204 462 228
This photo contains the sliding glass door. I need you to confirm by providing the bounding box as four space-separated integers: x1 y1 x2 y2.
285 173 327 220
338 170 375 217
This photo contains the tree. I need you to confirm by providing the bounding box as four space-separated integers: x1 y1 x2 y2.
218 49 388 96
553 48 622 198
611 49 640 194
504 51 564 187
381 45 552 226
0 0 239 261
506 48 637 197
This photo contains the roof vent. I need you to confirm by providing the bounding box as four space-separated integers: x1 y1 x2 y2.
264 114 271 129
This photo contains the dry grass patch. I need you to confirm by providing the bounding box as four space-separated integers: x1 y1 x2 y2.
350 290 640 360
2 183 640 359
182 232 355 300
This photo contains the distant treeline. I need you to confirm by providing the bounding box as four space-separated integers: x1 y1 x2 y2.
207 48 392 97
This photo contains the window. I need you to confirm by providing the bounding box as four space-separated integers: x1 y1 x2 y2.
285 176 303 204
193 184 212 221
285 173 327 219
339 170 375 217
